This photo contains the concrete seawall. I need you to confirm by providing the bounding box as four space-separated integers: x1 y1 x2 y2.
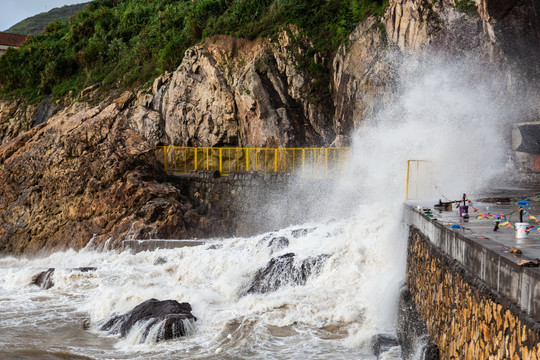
171 171 336 237
402 205 540 359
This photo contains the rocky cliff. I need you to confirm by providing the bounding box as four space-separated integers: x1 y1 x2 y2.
0 0 538 254
0 97 231 253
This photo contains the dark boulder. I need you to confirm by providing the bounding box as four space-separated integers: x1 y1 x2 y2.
245 253 330 294
32 267 97 289
290 228 316 238
100 298 197 343
154 256 168 265
267 236 289 253
207 243 223 250
373 333 400 358
397 288 440 360
33 268 55 289
76 267 97 272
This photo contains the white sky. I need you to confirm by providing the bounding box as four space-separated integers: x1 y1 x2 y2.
1 0 88 32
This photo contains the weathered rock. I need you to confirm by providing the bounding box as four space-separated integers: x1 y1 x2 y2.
245 252 330 294
32 267 97 289
0 94 227 255
290 228 316 238
33 268 55 289
331 17 395 141
383 0 539 104
100 298 196 343
373 333 400 358
160 46 239 147
267 236 289 253
153 256 167 265
0 96 64 146
397 287 440 360
136 33 333 149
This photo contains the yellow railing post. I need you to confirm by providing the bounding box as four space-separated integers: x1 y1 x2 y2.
154 146 350 177
325 148 328 179
219 148 223 174
255 149 259 172
405 160 410 200
302 148 305 178
163 146 168 173
174 147 177 173
184 148 187 172
228 148 231 173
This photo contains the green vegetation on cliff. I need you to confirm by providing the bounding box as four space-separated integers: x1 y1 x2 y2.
6 3 90 35
0 0 387 100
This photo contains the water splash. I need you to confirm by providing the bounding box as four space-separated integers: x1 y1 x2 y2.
0 53 525 359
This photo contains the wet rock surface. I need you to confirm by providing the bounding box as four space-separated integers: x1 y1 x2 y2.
373 333 400 358
246 253 330 294
100 299 197 343
290 228 316 238
33 268 55 290
32 267 97 289
267 236 289 254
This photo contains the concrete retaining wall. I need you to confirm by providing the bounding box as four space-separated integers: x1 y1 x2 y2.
122 239 205 252
172 171 335 237
404 205 540 359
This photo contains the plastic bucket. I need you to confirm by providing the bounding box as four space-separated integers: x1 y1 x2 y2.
516 222 529 239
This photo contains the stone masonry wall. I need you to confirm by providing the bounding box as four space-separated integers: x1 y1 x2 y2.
172 171 333 238
407 227 540 359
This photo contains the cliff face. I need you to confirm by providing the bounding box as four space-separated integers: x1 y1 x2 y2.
0 0 538 254
131 30 334 149
0 98 231 254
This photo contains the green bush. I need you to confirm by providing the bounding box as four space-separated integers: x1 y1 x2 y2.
453 0 477 15
0 0 388 100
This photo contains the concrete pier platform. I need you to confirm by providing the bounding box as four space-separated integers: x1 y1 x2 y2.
408 199 540 258
405 200 540 322
402 203 540 358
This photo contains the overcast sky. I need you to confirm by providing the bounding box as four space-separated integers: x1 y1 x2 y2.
1 1 88 32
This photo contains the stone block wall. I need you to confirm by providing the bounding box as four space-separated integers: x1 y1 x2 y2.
172 171 333 237
407 227 540 359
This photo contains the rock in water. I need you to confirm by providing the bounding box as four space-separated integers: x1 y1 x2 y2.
32 267 97 289
246 253 330 294
100 299 197 343
267 236 289 253
33 268 55 289
373 334 400 358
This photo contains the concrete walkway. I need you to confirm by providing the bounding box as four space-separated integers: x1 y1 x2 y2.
407 199 540 260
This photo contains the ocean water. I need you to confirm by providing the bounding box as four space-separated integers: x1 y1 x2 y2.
0 212 405 360
0 55 517 359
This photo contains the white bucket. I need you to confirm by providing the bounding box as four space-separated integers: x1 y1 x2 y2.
515 222 529 239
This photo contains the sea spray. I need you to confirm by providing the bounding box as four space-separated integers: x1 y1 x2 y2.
0 54 523 359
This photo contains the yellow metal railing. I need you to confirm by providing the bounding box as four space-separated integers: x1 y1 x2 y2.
154 146 350 178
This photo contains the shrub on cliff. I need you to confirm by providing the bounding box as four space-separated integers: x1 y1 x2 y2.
0 0 387 101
